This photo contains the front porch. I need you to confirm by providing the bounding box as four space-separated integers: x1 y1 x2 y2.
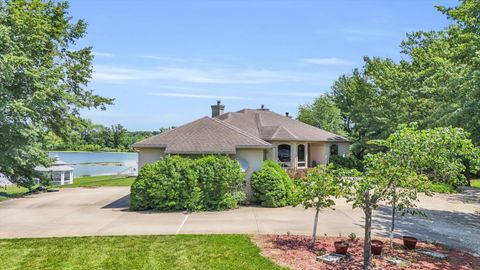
265 141 349 169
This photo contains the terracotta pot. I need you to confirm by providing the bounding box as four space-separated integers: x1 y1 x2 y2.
334 241 349 255
403 236 418 250
371 240 384 255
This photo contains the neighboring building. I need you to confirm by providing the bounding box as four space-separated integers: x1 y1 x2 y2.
132 101 350 196
36 156 74 185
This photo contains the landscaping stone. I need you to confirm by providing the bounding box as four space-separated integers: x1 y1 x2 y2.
417 249 448 259
383 255 411 268
316 253 346 264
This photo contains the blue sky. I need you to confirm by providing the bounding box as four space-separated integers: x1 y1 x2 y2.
70 0 456 131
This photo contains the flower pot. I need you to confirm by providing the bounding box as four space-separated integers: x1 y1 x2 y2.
371 240 384 255
403 236 418 250
334 241 349 255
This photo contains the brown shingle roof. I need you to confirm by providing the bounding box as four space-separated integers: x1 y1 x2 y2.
132 116 271 154
216 109 349 142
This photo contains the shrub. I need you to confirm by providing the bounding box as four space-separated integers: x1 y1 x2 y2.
251 160 294 207
130 155 246 211
131 155 201 211
428 183 458 193
195 155 246 210
329 155 363 171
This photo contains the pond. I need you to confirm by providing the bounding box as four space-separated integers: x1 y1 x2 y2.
48 151 138 177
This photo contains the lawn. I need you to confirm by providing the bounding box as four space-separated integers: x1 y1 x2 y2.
60 175 135 188
0 185 30 202
471 179 480 188
0 235 285 270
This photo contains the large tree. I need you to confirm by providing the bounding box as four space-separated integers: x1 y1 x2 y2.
0 0 112 188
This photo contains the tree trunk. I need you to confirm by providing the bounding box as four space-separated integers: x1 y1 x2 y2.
363 192 372 270
390 193 396 248
311 207 320 247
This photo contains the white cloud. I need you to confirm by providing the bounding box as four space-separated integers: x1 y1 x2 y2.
93 65 302 84
93 51 114 57
274 92 323 97
151 92 250 100
302 57 352 66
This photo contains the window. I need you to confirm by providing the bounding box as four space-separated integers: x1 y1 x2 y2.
297 144 306 167
330 144 339 156
278 144 291 162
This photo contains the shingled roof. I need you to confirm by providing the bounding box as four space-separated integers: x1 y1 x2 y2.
216 109 349 142
132 116 271 154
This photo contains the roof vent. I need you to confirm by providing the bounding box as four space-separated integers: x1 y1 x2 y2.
285 112 292 118
211 100 225 118
258 104 269 111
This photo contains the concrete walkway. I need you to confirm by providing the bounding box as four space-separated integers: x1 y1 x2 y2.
0 187 478 255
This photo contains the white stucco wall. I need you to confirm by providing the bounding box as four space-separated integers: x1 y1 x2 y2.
234 148 265 200
137 148 166 169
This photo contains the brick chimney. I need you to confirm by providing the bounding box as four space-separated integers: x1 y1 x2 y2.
211 100 225 117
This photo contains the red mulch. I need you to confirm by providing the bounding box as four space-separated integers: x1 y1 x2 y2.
252 235 480 270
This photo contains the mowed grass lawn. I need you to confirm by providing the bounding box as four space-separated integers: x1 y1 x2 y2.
472 179 480 188
0 185 30 202
60 175 135 188
0 235 285 270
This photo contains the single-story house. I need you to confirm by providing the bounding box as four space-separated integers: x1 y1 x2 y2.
132 101 350 196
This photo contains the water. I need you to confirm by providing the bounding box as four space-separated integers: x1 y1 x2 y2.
48 152 138 177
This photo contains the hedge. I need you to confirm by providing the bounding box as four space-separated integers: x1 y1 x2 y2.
250 160 294 207
130 155 246 211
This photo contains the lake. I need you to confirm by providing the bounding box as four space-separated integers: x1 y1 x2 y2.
48 152 138 177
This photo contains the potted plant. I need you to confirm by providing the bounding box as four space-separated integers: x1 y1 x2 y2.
334 240 349 255
371 240 384 255
403 236 418 250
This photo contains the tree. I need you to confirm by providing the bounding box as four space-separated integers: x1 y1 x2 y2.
293 164 359 246
346 152 426 270
110 124 128 149
297 95 346 136
0 0 112 188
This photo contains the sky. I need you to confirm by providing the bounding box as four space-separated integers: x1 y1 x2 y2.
69 0 457 131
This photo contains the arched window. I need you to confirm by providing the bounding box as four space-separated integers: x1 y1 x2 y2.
297 144 306 167
330 144 339 156
278 144 291 162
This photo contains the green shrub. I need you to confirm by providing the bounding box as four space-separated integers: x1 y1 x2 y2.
329 155 364 171
251 160 294 207
130 155 246 211
131 155 201 211
428 182 458 193
195 155 246 210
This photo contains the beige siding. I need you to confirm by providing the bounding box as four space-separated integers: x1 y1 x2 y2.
235 149 265 200
137 148 166 169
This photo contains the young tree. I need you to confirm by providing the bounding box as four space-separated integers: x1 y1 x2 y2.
294 164 359 246
0 0 112 188
297 95 346 136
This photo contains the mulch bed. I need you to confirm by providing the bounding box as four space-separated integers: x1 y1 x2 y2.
252 234 480 270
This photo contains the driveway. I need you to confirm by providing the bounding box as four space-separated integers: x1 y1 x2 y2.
0 187 479 255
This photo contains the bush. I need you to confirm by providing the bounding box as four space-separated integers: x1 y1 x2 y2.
251 160 294 207
130 155 246 211
329 155 363 171
195 155 246 210
428 183 458 193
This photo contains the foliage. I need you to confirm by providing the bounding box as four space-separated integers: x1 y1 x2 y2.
130 156 201 211
297 95 346 136
371 125 480 186
293 164 358 244
43 120 173 152
251 160 294 207
195 155 246 210
0 0 112 189
300 0 480 165
329 155 364 171
426 183 458 194
130 155 246 211
0 235 286 270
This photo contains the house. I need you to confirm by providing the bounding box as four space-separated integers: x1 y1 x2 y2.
132 101 350 195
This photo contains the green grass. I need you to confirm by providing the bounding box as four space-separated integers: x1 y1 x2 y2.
429 182 458 193
0 235 285 270
60 175 135 188
471 179 480 188
0 185 30 202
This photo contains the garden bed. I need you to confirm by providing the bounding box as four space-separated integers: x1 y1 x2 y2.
253 234 479 270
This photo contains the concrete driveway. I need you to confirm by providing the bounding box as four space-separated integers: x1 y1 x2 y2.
0 187 479 255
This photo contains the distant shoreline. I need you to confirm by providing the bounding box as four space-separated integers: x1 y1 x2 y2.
47 151 136 154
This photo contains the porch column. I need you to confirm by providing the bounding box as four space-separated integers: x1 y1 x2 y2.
70 171 74 184
60 172 65 185
291 142 297 169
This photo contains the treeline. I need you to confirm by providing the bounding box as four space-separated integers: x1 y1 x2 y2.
43 120 173 152
298 1 480 161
